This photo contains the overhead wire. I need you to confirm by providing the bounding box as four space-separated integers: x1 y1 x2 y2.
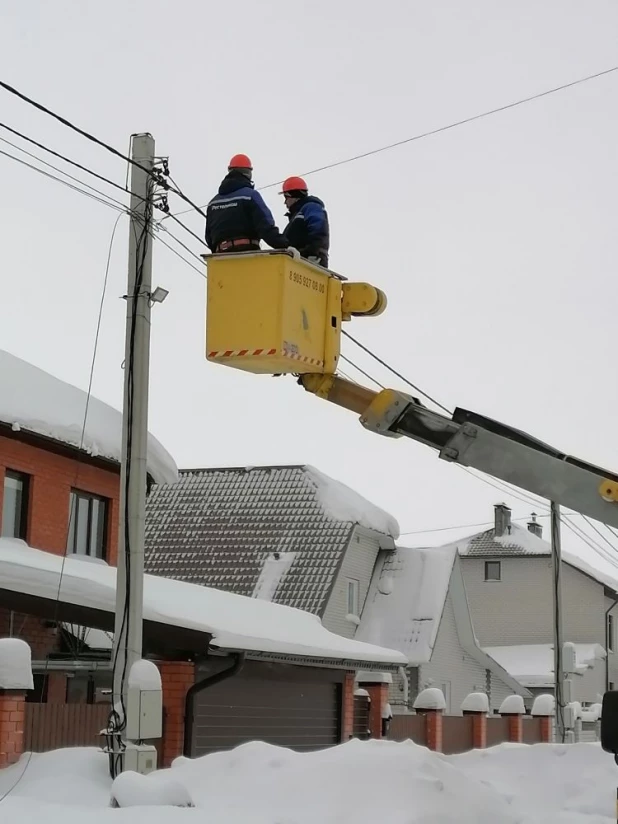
170 63 618 217
0 121 138 200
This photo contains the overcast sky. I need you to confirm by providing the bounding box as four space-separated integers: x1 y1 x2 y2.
1 0 617 576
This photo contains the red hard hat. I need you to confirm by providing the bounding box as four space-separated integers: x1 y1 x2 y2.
228 153 252 170
280 175 308 194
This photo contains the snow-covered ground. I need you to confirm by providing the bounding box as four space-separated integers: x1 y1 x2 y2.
0 740 616 823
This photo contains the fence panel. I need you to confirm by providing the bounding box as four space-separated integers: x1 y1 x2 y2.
442 716 473 754
387 714 427 746
522 716 542 744
486 716 510 748
24 703 110 752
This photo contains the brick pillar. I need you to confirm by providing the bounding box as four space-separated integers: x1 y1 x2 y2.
463 711 487 749
424 709 443 752
503 714 523 743
0 691 26 767
157 661 195 767
341 673 355 741
539 715 553 743
364 683 389 739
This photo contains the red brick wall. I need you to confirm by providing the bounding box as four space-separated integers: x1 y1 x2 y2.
0 432 120 565
365 683 389 739
0 692 26 767
341 672 355 741
157 661 195 767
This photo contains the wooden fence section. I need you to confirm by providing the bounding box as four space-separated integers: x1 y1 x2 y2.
24 703 110 752
442 715 473 755
486 716 510 748
387 714 427 746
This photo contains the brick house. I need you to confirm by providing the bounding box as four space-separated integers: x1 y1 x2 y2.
0 348 177 704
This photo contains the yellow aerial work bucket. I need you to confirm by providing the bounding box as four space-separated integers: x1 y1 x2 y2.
205 250 344 376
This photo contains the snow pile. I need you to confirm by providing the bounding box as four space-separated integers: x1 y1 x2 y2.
306 466 400 538
128 660 161 691
0 637 33 690
357 544 456 663
0 539 406 666
2 740 617 822
414 687 447 710
0 348 177 485
499 695 526 715
461 692 489 713
251 552 296 601
485 644 606 687
111 771 193 808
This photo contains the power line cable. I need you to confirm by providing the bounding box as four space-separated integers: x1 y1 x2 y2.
0 134 130 211
0 121 136 200
171 64 618 217
0 146 127 213
342 330 451 413
339 353 386 389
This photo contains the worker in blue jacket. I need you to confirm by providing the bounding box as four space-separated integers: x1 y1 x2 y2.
280 176 330 267
205 154 288 253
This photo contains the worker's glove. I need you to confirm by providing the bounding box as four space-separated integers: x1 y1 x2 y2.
307 255 321 265
287 246 301 260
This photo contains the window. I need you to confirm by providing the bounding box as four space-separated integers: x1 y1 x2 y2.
67 489 108 559
346 578 360 616
484 560 501 581
1 470 29 539
609 614 615 653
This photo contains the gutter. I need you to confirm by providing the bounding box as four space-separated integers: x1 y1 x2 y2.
183 652 245 758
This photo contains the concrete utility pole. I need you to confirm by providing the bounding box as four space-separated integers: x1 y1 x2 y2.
112 133 155 731
551 501 566 743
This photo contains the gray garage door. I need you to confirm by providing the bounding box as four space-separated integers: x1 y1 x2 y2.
192 664 341 756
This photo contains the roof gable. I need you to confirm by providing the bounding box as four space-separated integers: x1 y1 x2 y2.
145 465 398 614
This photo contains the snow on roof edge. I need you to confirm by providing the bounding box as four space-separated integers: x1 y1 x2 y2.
305 465 400 538
0 349 177 485
0 539 407 668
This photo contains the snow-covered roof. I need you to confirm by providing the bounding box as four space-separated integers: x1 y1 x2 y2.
484 643 607 688
0 538 406 667
452 522 618 594
355 544 456 663
0 348 177 485
145 464 398 616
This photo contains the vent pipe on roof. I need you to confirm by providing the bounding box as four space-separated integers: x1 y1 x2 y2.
527 512 543 539
494 503 512 537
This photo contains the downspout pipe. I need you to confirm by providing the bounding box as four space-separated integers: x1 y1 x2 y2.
606 598 618 691
183 652 245 757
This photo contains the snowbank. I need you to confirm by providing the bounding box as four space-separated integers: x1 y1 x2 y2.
0 637 33 690
0 348 177 485
2 740 616 822
306 465 399 538
0 539 406 667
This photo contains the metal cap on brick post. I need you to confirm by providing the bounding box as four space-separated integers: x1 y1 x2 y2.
531 694 555 743
413 688 445 752
0 638 34 768
499 695 525 743
461 692 489 749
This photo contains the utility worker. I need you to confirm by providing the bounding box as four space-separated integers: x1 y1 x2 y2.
205 154 288 253
280 176 330 267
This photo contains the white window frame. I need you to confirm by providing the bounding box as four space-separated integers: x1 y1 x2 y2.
346 578 360 616
609 613 615 653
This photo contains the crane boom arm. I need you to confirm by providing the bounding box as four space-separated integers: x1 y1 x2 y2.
301 374 618 530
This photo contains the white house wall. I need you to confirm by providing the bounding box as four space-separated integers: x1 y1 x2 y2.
322 527 382 638
419 588 516 714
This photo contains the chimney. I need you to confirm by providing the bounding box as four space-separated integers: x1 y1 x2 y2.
494 503 512 537
527 512 543 539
